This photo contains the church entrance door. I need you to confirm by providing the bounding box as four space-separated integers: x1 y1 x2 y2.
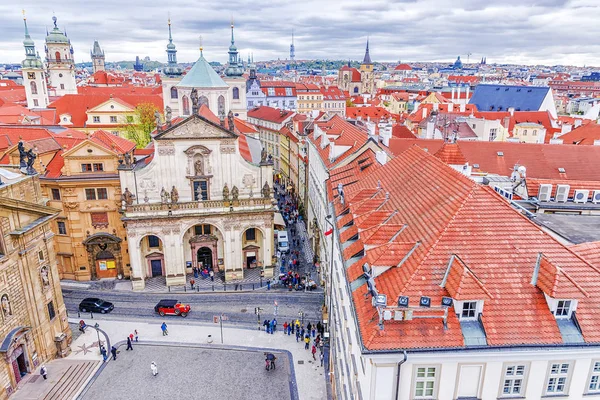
197 247 213 269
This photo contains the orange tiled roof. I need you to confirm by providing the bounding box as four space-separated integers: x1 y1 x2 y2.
559 123 600 145
248 106 294 124
335 145 600 350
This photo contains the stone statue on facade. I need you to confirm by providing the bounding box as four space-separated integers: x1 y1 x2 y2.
160 187 170 204
260 147 267 164
222 183 230 201
18 141 27 168
194 158 204 176
154 110 162 131
165 106 172 127
25 149 37 175
227 110 235 132
190 88 199 115
170 186 179 203
262 182 270 198
122 188 135 206
231 185 239 201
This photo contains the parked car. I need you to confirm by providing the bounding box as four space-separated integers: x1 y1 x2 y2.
154 299 191 317
79 298 114 314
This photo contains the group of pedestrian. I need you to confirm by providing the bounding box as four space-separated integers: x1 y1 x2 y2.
263 318 277 334
276 318 325 367
192 266 215 281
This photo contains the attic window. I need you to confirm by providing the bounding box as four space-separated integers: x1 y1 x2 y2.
558 167 566 173
473 164 480 168
555 300 571 317
497 151 504 156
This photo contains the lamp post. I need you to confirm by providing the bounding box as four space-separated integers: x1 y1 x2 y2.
298 311 305 326
94 323 101 346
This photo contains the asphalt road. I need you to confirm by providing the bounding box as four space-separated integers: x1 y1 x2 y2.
62 288 324 329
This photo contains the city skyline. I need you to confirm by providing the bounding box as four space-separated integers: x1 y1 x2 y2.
1 0 599 67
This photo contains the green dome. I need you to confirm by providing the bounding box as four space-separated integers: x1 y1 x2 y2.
46 27 69 44
22 57 43 69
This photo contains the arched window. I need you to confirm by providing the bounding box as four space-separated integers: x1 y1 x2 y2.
218 95 225 115
182 95 190 116
199 96 209 108
170 87 178 99
233 87 239 100
30 81 38 95
55 51 61 62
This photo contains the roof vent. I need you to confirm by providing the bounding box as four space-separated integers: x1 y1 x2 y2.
473 163 480 168
558 167 566 173
497 151 504 156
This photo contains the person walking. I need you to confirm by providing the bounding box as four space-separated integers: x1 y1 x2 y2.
307 322 312 334
100 345 108 362
126 336 133 351
304 335 310 350
267 279 271 290
209 269 214 281
311 326 316 338
287 323 292 335
151 362 158 376
295 328 300 342
300 326 305 339
190 278 195 290
320 351 324 367
40 365 47 380
311 344 317 360
317 321 323 335
283 321 288 334
111 346 117 360
134 329 139 342
161 322 168 336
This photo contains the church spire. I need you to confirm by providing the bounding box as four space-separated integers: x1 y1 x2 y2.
22 10 40 65
163 16 182 76
362 38 372 65
225 20 243 77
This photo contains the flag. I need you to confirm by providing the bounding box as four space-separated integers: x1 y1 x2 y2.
324 228 333 236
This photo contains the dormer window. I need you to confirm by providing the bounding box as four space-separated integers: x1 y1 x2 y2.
555 300 572 318
461 301 477 319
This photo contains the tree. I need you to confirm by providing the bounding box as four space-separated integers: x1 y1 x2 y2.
346 98 355 107
122 103 159 148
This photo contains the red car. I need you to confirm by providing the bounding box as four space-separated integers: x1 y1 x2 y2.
154 299 191 317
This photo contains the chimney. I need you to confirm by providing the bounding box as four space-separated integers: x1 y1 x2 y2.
422 107 427 119
508 107 515 116
456 87 461 103
448 103 454 113
560 124 572 135
466 86 470 103
426 117 435 139
459 101 466 113
433 103 439 111
502 116 511 129
451 87 455 101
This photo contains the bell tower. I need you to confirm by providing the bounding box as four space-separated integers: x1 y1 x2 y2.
90 40 105 73
359 38 374 95
21 11 49 108
45 16 77 95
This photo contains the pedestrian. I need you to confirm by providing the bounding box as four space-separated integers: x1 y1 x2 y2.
267 279 271 290
283 321 288 334
161 322 168 336
126 336 133 351
40 365 47 380
100 345 108 362
79 320 86 333
263 319 269 333
315 334 321 347
317 322 323 335
270 354 277 370
129 332 134 343
304 335 310 350
311 344 317 360
111 346 117 360
287 323 292 336
151 362 158 376
190 278 195 290
307 322 312 334
269 320 275 334
296 328 300 342
300 326 305 339
134 329 139 342
209 269 214 281
291 322 295 334
312 327 316 337
320 351 324 367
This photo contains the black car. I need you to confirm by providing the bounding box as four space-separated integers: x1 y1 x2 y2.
78 298 114 314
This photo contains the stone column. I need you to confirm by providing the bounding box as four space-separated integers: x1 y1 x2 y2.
128 235 145 291
223 228 237 281
165 229 186 286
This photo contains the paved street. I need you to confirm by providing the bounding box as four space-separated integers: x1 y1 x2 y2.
62 289 323 331
83 344 293 400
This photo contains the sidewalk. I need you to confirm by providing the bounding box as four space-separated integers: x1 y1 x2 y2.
67 317 326 400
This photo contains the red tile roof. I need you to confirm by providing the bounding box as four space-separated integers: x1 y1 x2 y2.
90 130 136 153
346 107 394 122
434 143 467 165
525 178 600 199
320 86 346 100
339 66 362 82
247 106 294 124
310 115 369 168
335 146 600 350
394 64 412 71
559 123 600 145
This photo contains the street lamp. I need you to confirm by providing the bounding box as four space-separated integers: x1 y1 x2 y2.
298 311 305 326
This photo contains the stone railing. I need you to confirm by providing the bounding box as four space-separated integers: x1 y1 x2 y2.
124 197 274 216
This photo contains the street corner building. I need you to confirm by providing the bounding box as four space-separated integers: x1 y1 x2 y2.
118 109 276 290
0 168 70 398
326 145 600 400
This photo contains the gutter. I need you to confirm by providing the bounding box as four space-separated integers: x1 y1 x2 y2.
395 351 408 400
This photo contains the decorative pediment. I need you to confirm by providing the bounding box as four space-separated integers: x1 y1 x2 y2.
155 114 238 141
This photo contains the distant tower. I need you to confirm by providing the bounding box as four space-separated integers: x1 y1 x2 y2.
22 12 49 108
45 15 77 95
90 40 105 73
162 18 184 117
290 31 295 63
163 18 182 77
359 38 374 95
223 20 247 119
134 56 143 72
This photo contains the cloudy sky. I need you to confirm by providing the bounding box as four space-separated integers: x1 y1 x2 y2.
1 0 599 67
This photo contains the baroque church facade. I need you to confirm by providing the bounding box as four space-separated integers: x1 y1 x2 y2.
161 21 248 120
119 108 275 290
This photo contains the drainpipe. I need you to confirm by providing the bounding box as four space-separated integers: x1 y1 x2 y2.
395 350 408 400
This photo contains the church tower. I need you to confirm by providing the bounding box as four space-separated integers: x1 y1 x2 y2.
223 21 247 120
45 16 77 95
90 40 105 73
22 12 49 109
359 39 374 95
162 18 184 116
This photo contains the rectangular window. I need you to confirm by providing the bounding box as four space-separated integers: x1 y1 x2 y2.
38 250 45 261
556 300 571 317
85 188 96 200
245 228 256 241
523 129 528 136
51 188 61 200
47 301 56 320
501 364 527 396
286 88 292 96
110 116 117 123
93 116 100 123
57 221 67 235
93 163 104 172
413 366 438 399
533 130 538 136
589 361 600 393
194 225 211 235
33 99 39 107
461 301 477 319
81 163 93 172
96 188 108 200
147 235 160 248
193 180 209 201
111 131 119 136
546 362 571 395
268 88 275 96
60 84 65 90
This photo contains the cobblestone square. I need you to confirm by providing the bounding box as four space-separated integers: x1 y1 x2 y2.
82 344 293 400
